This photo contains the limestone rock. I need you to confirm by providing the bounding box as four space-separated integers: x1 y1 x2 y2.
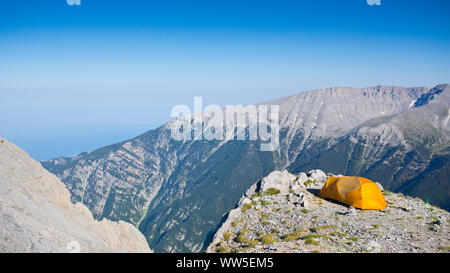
307 169 327 183
260 170 296 195
0 138 151 253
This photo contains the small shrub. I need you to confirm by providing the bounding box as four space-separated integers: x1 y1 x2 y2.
305 238 319 246
223 231 231 241
260 214 269 221
310 225 335 233
236 234 249 244
261 233 277 245
265 188 281 196
438 246 450 251
381 190 391 196
215 246 229 253
250 192 260 199
329 232 347 237
282 231 303 242
249 240 258 248
241 203 252 213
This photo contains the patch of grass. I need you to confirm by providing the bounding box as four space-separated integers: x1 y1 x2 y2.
249 240 258 248
438 246 450 251
305 238 319 246
300 209 308 214
329 232 347 237
251 200 258 206
260 214 269 222
241 203 252 213
215 246 229 253
304 180 314 186
265 188 281 196
416 216 423 220
301 234 329 240
310 225 335 233
236 231 249 244
231 220 239 227
348 236 359 242
223 231 231 241
250 192 260 199
281 231 303 242
262 201 271 206
261 233 277 245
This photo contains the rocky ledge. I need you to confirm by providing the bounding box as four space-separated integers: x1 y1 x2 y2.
207 170 449 253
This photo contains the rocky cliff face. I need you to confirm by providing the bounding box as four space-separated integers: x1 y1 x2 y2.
42 84 450 252
207 170 449 253
0 138 151 253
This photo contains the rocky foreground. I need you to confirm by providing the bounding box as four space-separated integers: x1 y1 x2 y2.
0 138 151 253
207 170 449 253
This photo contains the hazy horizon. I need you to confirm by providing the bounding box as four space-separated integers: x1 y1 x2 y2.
1 0 449 160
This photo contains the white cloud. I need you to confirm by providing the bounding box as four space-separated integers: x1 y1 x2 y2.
66 0 81 6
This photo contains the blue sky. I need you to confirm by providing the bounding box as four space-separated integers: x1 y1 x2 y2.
1 0 449 160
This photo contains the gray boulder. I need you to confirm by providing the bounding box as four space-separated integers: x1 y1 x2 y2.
260 170 296 195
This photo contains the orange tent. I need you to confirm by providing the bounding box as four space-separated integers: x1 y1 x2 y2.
318 176 387 210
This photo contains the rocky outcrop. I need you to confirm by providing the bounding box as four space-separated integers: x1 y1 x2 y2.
260 170 297 195
0 138 151 253
207 170 449 253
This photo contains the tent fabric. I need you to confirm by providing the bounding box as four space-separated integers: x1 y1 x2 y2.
318 176 387 210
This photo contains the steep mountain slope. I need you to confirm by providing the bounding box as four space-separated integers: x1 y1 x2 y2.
42 84 449 252
287 84 450 208
0 138 151 253
206 170 449 253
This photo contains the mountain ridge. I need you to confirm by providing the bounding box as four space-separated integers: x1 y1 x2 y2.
42 84 449 252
